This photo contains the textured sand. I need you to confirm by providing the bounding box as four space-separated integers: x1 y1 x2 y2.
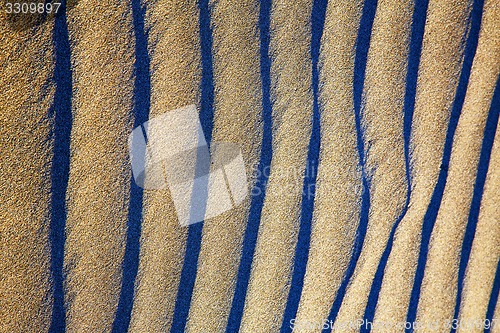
331 0 411 330
62 1 135 332
494 299 500 333
0 19 54 333
128 0 201 332
238 1 314 332
372 0 474 328
456 3 500 332
457 107 499 333
2 1 499 332
184 0 262 332
415 0 500 328
292 1 363 330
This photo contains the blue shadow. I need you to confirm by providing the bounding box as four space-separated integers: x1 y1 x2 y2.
323 0 377 330
361 0 429 327
405 0 485 330
451 76 499 333
49 2 72 332
111 0 150 331
226 0 273 330
170 0 214 331
280 0 326 330
485 260 500 333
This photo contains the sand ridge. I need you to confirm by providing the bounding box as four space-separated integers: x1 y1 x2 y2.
238 1 314 332
62 1 136 332
0 18 55 333
292 1 364 331
457 104 499 333
128 0 201 332
184 0 263 332
373 0 475 328
452 2 500 332
330 0 412 330
415 0 500 328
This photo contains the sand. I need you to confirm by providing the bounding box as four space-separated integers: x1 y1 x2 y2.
128 0 201 332
0 19 55 333
2 1 499 332
330 0 412 330
415 0 500 328
455 3 500 332
494 298 500 333
238 1 314 332
372 0 474 328
184 0 262 332
62 1 135 332
457 108 499 333
292 1 363 331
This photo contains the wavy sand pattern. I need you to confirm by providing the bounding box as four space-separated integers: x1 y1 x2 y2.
62 1 136 332
1 0 499 332
239 1 314 331
331 0 411 329
293 1 363 330
0 18 54 333
128 0 200 331
185 0 262 331
415 0 500 329
373 0 477 329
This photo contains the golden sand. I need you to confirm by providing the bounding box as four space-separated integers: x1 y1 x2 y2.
62 2 135 332
292 1 363 331
494 300 500 333
0 20 54 333
128 1 201 332
457 111 499 333
373 0 474 328
2 1 499 332
415 0 500 328
456 4 500 332
238 1 314 332
331 0 412 330
184 0 262 332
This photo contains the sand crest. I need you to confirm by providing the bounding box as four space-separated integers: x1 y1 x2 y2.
239 1 314 332
184 0 262 332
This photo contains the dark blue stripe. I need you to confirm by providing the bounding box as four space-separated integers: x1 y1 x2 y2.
170 0 214 331
49 2 72 331
451 76 500 333
405 0 485 330
111 0 150 331
484 260 500 333
226 0 273 330
280 0 326 330
361 0 429 328
324 0 377 330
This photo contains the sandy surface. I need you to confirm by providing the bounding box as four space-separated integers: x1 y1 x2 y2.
2 0 499 332
238 1 314 332
457 108 499 333
456 2 500 332
184 0 262 332
331 0 411 330
415 0 500 329
0 19 55 333
62 1 135 332
373 0 474 328
292 1 363 331
128 0 201 332
494 298 500 333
